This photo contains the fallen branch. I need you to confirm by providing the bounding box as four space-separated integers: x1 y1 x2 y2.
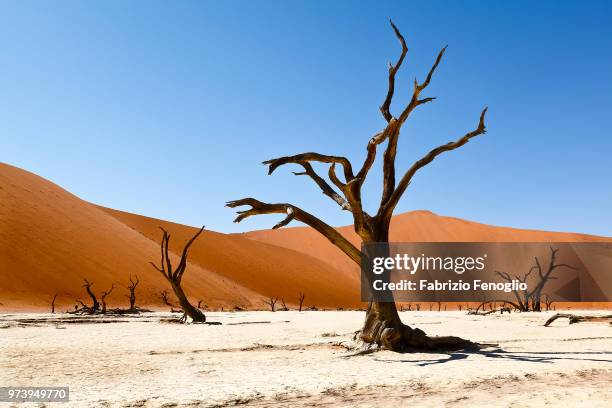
544 313 612 327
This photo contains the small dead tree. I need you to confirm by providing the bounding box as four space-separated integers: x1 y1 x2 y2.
126 275 139 311
279 298 289 311
82 279 100 312
496 247 575 312
298 292 305 312
150 226 207 323
159 289 175 308
227 21 487 352
263 296 279 312
544 294 554 311
49 293 59 314
100 283 115 314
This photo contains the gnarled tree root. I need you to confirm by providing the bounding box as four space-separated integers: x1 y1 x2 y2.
544 313 612 327
358 321 481 352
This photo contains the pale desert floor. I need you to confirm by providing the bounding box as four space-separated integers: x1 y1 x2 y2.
1 310 611 407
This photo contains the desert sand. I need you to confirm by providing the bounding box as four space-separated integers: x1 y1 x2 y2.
0 163 360 311
1 162 610 312
1 310 611 407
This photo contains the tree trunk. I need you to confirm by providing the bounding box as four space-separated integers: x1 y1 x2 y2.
171 282 206 322
129 291 136 310
358 232 476 352
85 286 99 311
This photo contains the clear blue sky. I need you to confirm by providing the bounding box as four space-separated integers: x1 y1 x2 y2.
1 1 611 236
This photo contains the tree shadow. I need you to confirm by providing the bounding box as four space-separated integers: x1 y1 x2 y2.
375 348 612 367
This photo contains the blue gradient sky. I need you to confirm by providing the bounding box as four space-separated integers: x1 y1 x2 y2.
1 1 610 235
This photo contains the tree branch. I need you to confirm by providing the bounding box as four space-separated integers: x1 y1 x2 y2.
263 153 354 180
380 107 487 218
379 20 408 123
263 154 353 211
379 46 447 207
174 226 205 282
226 198 361 265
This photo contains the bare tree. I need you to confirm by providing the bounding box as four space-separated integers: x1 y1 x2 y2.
227 21 485 352
298 292 305 312
544 294 554 311
159 289 175 308
126 275 139 311
263 296 279 312
82 279 99 312
496 247 575 312
49 293 59 314
279 298 289 311
100 283 115 314
150 226 207 323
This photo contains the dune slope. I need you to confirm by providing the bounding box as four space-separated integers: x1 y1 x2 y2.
0 163 359 311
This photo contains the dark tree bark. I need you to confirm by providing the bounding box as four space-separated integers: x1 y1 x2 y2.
126 275 139 311
150 226 207 323
49 293 58 314
82 279 100 312
100 283 115 314
227 21 487 352
298 293 305 312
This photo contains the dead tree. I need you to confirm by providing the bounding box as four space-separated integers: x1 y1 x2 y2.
263 296 279 312
530 248 576 311
159 289 175 308
82 279 100 312
126 275 139 311
150 226 207 323
49 293 59 314
496 247 575 312
298 292 305 312
227 21 486 352
544 313 612 327
544 294 554 311
100 283 115 314
279 298 289 311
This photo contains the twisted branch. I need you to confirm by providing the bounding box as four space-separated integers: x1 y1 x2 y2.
380 107 487 218
380 19 408 123
226 198 361 264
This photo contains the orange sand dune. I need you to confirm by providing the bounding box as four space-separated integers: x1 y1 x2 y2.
244 210 611 277
0 163 359 311
243 211 611 310
0 162 609 311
